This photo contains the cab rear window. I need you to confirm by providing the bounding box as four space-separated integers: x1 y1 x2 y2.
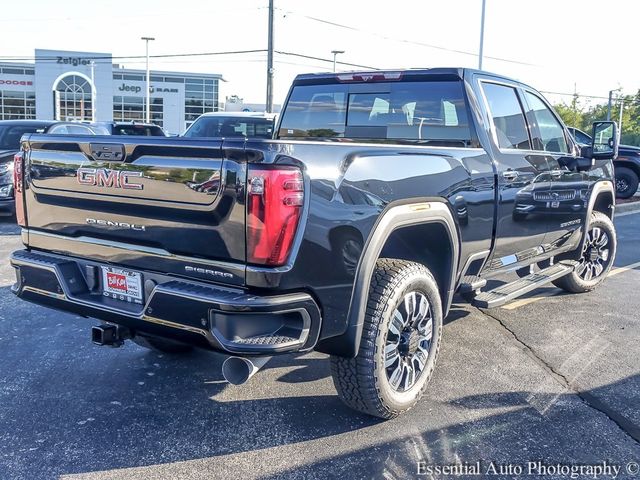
278 81 474 146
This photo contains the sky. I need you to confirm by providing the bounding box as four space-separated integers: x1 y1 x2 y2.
2 0 639 109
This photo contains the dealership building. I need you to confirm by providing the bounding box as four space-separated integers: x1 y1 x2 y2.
0 49 224 134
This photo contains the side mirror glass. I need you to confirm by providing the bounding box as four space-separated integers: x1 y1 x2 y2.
591 121 618 160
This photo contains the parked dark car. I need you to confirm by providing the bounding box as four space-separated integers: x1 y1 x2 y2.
11 69 619 419
568 126 639 198
0 120 110 215
182 112 276 139
95 121 167 137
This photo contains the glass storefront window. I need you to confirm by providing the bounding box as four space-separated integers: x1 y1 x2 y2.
184 78 218 124
0 90 37 120
54 74 93 122
113 96 164 127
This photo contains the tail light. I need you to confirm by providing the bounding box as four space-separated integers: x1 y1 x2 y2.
13 151 26 226
247 166 304 266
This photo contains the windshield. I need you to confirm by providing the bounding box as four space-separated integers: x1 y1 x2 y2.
278 80 474 146
112 125 166 136
570 128 592 145
183 116 274 139
0 125 45 150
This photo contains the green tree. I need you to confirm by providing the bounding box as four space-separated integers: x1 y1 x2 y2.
553 88 640 146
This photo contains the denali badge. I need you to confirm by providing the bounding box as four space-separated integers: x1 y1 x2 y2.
560 219 581 228
86 218 146 231
77 167 144 190
185 265 234 279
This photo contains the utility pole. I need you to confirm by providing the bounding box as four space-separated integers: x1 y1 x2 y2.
266 0 274 113
607 90 613 120
141 36 155 123
571 82 578 127
478 0 487 69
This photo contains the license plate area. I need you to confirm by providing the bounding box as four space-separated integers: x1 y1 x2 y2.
101 266 143 304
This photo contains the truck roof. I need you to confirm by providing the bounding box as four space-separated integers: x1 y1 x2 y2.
292 67 525 87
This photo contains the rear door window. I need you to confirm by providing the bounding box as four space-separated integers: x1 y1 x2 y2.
481 82 531 150
279 81 473 145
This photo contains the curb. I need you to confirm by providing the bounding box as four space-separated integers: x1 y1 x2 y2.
616 200 640 214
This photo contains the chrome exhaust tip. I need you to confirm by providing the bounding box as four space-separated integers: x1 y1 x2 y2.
222 356 271 385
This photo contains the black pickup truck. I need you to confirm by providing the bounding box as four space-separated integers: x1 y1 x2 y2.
568 127 640 198
10 68 619 419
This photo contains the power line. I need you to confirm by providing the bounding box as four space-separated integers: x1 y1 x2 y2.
541 90 640 107
278 8 536 67
541 90 613 101
275 51 377 69
0 49 376 70
0 50 269 63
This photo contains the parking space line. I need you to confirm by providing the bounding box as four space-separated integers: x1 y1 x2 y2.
608 260 640 277
616 209 640 217
501 293 560 310
501 261 640 310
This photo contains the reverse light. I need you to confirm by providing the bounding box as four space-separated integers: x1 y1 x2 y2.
247 166 304 266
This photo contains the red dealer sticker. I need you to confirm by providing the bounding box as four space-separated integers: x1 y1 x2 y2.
107 272 127 291
101 267 143 303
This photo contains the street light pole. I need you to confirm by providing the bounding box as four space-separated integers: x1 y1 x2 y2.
89 60 96 122
618 100 624 134
331 50 345 72
141 36 155 123
478 0 487 70
266 0 274 113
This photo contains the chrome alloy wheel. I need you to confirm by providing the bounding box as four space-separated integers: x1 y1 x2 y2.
577 226 611 281
384 291 434 392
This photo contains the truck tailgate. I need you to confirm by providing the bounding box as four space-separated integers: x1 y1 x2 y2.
22 135 246 286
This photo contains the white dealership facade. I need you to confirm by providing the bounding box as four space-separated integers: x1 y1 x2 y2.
0 49 224 134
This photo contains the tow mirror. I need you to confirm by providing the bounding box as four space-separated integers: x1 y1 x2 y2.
590 121 618 160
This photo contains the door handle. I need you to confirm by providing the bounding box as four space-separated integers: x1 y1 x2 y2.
502 170 519 181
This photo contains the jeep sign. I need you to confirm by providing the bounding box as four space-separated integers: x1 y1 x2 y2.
117 83 178 94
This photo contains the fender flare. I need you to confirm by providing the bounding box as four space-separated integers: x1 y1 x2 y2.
331 199 460 357
576 180 615 253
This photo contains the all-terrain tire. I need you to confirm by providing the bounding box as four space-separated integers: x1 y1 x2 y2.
614 167 639 199
330 259 443 419
132 335 194 354
552 212 616 293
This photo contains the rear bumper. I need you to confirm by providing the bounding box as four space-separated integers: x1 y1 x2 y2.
10 249 322 355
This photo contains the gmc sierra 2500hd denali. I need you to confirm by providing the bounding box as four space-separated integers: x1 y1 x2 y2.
10 68 619 419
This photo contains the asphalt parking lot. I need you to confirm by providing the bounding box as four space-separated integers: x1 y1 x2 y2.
0 211 639 480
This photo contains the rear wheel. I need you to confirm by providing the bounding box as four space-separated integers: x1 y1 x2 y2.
552 212 616 293
132 335 194 354
330 259 443 419
615 167 639 199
